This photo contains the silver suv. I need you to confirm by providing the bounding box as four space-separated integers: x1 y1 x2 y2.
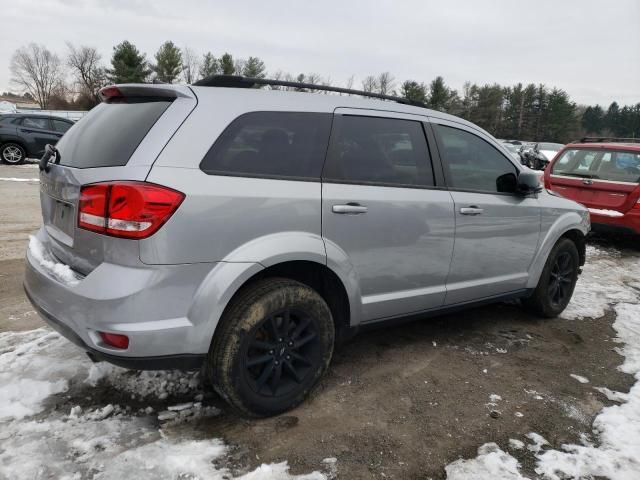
24 76 590 416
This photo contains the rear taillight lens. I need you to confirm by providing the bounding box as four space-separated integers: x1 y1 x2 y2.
635 199 640 210
78 181 184 239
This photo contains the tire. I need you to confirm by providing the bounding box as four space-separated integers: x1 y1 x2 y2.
0 143 26 165
523 238 579 318
206 278 335 417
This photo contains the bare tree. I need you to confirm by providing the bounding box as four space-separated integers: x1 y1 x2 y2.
67 43 105 107
377 72 395 95
345 75 355 91
11 43 64 109
361 75 378 93
181 46 200 84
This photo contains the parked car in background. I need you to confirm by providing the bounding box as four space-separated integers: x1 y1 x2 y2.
545 138 640 235
501 141 522 162
519 142 536 167
25 76 589 417
531 142 564 170
0 113 74 164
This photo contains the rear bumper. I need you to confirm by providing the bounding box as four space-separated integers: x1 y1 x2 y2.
589 209 640 235
23 228 215 368
24 286 204 370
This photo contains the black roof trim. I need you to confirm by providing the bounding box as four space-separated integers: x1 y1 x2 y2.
192 75 427 108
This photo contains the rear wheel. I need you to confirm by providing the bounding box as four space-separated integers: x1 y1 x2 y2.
523 238 579 318
1 143 26 164
206 278 335 417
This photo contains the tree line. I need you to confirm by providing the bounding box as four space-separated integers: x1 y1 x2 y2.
8 41 640 143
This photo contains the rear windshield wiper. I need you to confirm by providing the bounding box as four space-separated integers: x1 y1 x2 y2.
39 144 61 173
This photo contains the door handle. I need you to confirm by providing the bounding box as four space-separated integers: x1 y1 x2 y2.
582 179 593 185
459 206 484 215
332 203 368 214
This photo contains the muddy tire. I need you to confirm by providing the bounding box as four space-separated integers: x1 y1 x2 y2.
206 278 335 417
523 238 579 318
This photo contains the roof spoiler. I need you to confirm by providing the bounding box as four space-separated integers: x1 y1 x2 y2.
192 74 427 108
99 84 192 102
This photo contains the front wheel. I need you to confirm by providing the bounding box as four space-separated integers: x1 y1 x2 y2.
206 278 335 417
523 238 579 318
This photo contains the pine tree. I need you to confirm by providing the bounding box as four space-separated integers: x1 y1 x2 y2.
242 56 266 78
152 41 182 83
220 53 235 75
199 52 219 79
107 41 150 83
400 80 428 104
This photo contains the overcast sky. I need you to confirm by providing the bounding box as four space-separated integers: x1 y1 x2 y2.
2 0 639 106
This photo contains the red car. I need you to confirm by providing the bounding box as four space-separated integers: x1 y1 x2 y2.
544 138 640 235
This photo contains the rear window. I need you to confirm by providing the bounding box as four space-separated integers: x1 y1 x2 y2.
552 148 640 183
56 98 171 168
200 112 332 180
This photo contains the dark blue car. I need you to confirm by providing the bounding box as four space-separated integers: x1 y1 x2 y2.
0 114 74 164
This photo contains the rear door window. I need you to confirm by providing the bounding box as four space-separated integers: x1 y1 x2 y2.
56 98 172 168
200 112 332 180
323 115 434 187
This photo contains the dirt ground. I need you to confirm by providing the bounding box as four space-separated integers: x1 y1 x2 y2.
0 163 637 479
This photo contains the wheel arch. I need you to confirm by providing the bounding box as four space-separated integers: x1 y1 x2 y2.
527 212 589 289
219 260 353 346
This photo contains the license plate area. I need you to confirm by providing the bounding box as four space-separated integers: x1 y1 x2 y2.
50 200 75 243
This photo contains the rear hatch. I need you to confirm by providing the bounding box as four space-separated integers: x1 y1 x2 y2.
38 85 196 275
546 146 640 213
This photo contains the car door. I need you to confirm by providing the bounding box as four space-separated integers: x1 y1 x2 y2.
19 117 60 156
322 109 455 322
430 120 541 305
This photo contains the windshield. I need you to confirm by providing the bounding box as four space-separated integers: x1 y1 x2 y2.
538 143 563 151
552 148 640 183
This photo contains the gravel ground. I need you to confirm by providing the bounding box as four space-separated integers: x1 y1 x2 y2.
0 163 638 479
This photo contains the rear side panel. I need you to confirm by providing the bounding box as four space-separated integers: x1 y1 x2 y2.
38 86 196 274
142 169 322 264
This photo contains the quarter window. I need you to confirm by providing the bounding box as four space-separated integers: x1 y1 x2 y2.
323 115 434 187
52 119 72 133
200 112 332 179
434 125 517 193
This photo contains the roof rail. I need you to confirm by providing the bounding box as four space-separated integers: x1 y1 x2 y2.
192 75 427 108
574 136 640 144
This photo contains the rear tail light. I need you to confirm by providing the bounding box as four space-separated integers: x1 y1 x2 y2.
99 332 129 349
635 199 640 210
78 181 184 239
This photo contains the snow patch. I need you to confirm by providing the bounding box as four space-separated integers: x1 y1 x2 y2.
570 374 590 384
0 177 39 182
28 235 80 286
508 439 525 450
445 443 530 480
0 328 327 479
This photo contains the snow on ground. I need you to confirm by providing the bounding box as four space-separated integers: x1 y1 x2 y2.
446 245 640 479
0 328 328 479
0 177 39 182
569 374 590 384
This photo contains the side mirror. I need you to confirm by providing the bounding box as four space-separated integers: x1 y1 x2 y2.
517 169 543 194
